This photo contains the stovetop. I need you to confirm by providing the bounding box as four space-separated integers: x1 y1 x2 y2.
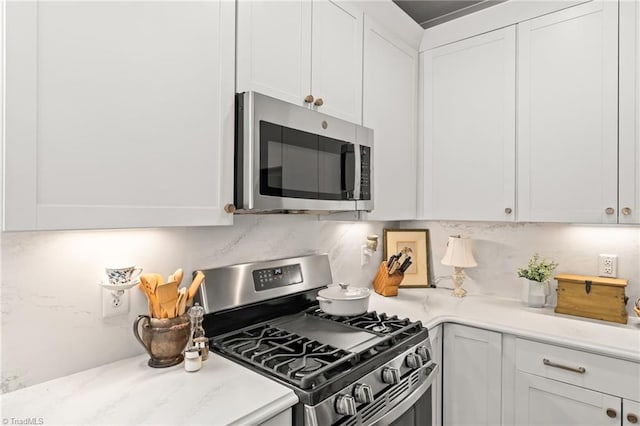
209 307 429 403
197 254 434 409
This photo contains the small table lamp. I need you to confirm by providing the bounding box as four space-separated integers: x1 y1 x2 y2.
441 235 477 297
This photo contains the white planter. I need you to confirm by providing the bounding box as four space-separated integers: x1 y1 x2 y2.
522 279 549 308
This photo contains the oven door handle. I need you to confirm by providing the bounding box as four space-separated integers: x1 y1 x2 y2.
371 364 439 426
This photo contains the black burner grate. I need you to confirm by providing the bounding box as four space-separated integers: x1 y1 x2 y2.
211 324 359 389
306 308 424 340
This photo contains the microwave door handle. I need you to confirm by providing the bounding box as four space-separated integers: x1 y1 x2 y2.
353 146 361 200
341 147 356 199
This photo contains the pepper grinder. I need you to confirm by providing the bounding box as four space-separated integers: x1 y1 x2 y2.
188 302 209 361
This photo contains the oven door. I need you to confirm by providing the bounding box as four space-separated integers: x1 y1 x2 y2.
372 376 434 426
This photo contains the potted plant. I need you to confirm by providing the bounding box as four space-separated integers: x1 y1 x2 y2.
517 254 558 307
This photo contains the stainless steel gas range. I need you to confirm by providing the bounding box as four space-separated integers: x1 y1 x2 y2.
196 254 438 426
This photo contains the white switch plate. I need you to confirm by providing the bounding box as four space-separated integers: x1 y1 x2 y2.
598 254 618 278
102 289 130 318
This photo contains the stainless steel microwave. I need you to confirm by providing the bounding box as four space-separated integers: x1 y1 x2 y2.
234 91 373 213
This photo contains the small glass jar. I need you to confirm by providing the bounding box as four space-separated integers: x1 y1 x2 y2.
184 349 202 372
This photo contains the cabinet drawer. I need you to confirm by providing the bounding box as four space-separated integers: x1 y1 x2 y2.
515 338 640 400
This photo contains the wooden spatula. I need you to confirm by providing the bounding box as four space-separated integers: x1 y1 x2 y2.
176 287 187 316
139 274 161 318
157 281 179 319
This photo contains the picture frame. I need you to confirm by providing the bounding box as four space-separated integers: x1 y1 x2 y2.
383 229 432 288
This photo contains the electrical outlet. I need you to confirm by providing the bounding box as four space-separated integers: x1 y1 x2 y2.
102 290 130 318
598 254 618 278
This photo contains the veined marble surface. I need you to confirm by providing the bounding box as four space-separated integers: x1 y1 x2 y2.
0 352 297 426
370 288 640 362
2 218 639 393
1 287 638 426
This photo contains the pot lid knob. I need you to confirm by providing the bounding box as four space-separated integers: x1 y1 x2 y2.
338 282 349 291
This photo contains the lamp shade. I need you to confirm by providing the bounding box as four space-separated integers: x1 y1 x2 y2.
441 235 477 268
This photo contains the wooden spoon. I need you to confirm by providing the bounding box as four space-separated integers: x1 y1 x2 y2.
168 268 184 286
187 271 205 302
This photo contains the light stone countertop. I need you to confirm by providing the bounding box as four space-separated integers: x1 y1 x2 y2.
369 288 640 362
2 289 639 426
0 353 298 426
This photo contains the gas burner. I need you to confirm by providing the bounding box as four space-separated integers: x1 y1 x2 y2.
289 357 323 378
371 324 390 333
212 324 357 389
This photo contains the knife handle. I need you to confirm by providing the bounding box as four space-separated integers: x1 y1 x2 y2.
386 255 397 268
399 256 412 273
389 261 400 274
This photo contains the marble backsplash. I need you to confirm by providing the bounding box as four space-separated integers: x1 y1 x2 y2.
1 217 639 392
0 216 391 393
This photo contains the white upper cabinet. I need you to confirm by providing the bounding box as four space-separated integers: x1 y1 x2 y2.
3 1 235 230
361 16 418 220
310 0 363 124
517 1 619 223
236 0 312 108
619 0 640 225
421 26 516 221
237 0 363 124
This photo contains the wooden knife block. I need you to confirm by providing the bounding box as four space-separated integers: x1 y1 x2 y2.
372 261 404 297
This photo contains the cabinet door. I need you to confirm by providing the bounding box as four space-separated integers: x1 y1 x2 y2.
624 399 640 426
443 324 502 426
236 0 312 108
619 0 640 224
517 1 618 223
422 27 516 221
4 1 235 230
311 0 363 123
515 371 620 425
361 17 418 220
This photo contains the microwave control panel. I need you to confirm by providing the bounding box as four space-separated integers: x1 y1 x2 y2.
360 146 371 200
253 264 303 291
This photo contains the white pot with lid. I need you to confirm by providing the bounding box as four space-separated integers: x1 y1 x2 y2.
317 282 370 316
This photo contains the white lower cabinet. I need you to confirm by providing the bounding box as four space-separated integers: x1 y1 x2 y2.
624 399 640 426
441 325 640 426
442 324 502 426
4 1 235 230
515 371 620 425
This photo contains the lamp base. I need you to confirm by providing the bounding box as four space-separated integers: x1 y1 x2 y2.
452 267 467 298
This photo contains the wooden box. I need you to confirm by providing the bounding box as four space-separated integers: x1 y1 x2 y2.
554 274 628 324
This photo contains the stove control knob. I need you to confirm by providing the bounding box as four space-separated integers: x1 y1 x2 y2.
405 353 424 369
335 394 357 416
381 367 400 385
353 383 374 404
416 346 430 363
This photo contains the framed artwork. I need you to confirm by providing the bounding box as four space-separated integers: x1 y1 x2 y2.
383 229 432 287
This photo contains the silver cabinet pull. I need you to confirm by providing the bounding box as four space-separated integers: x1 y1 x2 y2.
543 358 586 374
